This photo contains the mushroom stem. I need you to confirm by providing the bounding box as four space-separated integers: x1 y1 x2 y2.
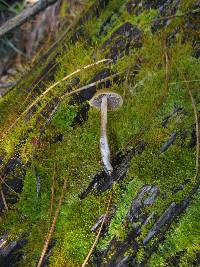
100 96 113 175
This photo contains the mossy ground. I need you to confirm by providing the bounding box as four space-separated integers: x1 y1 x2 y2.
0 0 199 266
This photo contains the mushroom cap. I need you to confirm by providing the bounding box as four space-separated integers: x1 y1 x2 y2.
89 90 123 110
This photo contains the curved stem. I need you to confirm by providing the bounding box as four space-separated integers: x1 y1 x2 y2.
100 96 113 175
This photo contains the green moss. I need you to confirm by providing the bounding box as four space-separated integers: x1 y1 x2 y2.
0 0 199 265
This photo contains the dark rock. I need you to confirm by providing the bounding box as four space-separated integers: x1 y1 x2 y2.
101 22 142 62
159 131 177 153
126 0 166 15
2 157 22 177
151 0 180 33
0 238 27 267
143 202 177 245
127 185 159 225
139 183 200 266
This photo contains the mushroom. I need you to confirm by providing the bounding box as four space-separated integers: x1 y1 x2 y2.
89 89 123 175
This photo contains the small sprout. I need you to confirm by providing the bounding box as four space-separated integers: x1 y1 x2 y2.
89 89 123 175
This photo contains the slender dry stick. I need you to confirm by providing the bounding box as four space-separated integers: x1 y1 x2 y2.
1 190 8 210
81 192 112 267
37 178 67 267
0 0 58 38
0 58 111 142
24 58 111 115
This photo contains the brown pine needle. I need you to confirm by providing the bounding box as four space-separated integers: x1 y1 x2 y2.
81 192 112 267
0 58 111 142
37 178 67 267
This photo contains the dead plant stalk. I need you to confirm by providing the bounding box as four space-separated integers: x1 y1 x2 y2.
81 192 112 267
37 178 67 267
0 58 111 142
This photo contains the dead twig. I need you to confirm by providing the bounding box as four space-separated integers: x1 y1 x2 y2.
37 178 67 267
0 0 58 38
81 192 112 267
0 58 112 142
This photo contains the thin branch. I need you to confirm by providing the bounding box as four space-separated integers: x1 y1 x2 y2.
60 73 118 100
37 178 67 267
19 61 59 112
0 0 58 38
0 58 112 142
81 192 112 267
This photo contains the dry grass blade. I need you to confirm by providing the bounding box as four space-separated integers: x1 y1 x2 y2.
0 58 111 142
81 192 112 267
37 178 67 267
